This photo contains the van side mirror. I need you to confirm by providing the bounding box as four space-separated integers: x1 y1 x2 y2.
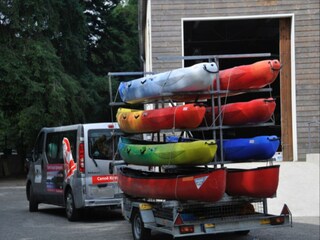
24 152 33 173
26 151 34 162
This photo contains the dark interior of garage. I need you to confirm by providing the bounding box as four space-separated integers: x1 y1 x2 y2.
183 18 281 147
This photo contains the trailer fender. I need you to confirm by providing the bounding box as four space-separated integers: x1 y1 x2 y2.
140 209 155 223
132 203 155 224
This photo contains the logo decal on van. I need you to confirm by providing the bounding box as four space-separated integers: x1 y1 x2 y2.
47 164 64 193
63 137 77 180
92 175 118 184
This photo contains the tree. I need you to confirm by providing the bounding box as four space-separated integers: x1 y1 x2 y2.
0 0 141 154
52 0 89 77
84 0 140 75
0 0 89 151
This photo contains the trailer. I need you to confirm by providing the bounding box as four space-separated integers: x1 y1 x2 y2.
122 194 292 240
109 53 293 240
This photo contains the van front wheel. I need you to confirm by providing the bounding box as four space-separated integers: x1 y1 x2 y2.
29 184 38 212
65 190 80 221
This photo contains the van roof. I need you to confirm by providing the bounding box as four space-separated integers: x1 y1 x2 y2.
41 122 119 132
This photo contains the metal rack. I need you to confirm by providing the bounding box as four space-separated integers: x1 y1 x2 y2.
108 53 276 165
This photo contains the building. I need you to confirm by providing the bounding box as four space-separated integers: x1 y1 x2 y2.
138 0 320 161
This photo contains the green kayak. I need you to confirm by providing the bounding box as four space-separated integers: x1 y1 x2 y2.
118 137 217 166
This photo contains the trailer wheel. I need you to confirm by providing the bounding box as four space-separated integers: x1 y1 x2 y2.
132 210 151 240
65 189 80 221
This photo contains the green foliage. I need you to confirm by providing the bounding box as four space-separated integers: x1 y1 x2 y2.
0 38 86 149
0 0 140 153
85 0 140 75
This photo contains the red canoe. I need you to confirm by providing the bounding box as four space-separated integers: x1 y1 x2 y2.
226 165 280 198
116 104 206 133
118 167 226 202
203 98 276 126
215 59 281 91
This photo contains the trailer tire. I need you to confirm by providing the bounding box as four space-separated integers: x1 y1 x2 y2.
132 210 151 240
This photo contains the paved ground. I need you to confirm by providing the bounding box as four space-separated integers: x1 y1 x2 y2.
0 185 319 240
225 158 320 217
1 157 319 217
0 168 319 240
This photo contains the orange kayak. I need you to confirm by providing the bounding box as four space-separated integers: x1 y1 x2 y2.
215 59 281 91
116 104 206 133
203 98 276 126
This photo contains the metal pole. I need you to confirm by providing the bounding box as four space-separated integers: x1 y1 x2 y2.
108 75 114 122
156 53 271 61
214 57 224 165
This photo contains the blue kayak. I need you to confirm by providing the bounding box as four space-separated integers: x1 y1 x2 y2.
167 135 280 162
217 135 280 161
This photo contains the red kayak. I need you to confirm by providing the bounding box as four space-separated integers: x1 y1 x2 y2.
118 167 226 202
226 165 280 198
215 59 281 91
203 98 276 126
116 104 206 133
171 59 281 102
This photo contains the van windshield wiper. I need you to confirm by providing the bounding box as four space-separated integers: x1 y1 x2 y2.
91 156 98 167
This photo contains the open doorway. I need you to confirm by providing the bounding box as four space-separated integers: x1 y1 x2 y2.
183 16 294 161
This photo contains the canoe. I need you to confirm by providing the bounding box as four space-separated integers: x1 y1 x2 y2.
118 60 280 104
203 98 276 126
118 167 226 202
217 135 280 161
226 165 280 198
116 103 206 133
118 62 218 104
118 137 217 166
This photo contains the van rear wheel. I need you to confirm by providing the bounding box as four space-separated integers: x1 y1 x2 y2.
29 184 38 212
65 190 80 221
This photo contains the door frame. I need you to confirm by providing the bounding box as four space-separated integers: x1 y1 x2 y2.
181 13 297 161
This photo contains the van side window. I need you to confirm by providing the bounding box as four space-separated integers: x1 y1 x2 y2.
60 130 77 162
34 132 44 161
46 133 61 164
46 130 77 164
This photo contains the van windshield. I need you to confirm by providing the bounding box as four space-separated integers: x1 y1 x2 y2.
88 129 121 160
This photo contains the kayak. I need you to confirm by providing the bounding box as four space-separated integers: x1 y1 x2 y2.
226 165 280 198
203 98 276 126
118 167 226 202
116 103 206 133
118 62 218 104
216 59 281 91
217 135 280 161
117 60 281 104
118 137 217 166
